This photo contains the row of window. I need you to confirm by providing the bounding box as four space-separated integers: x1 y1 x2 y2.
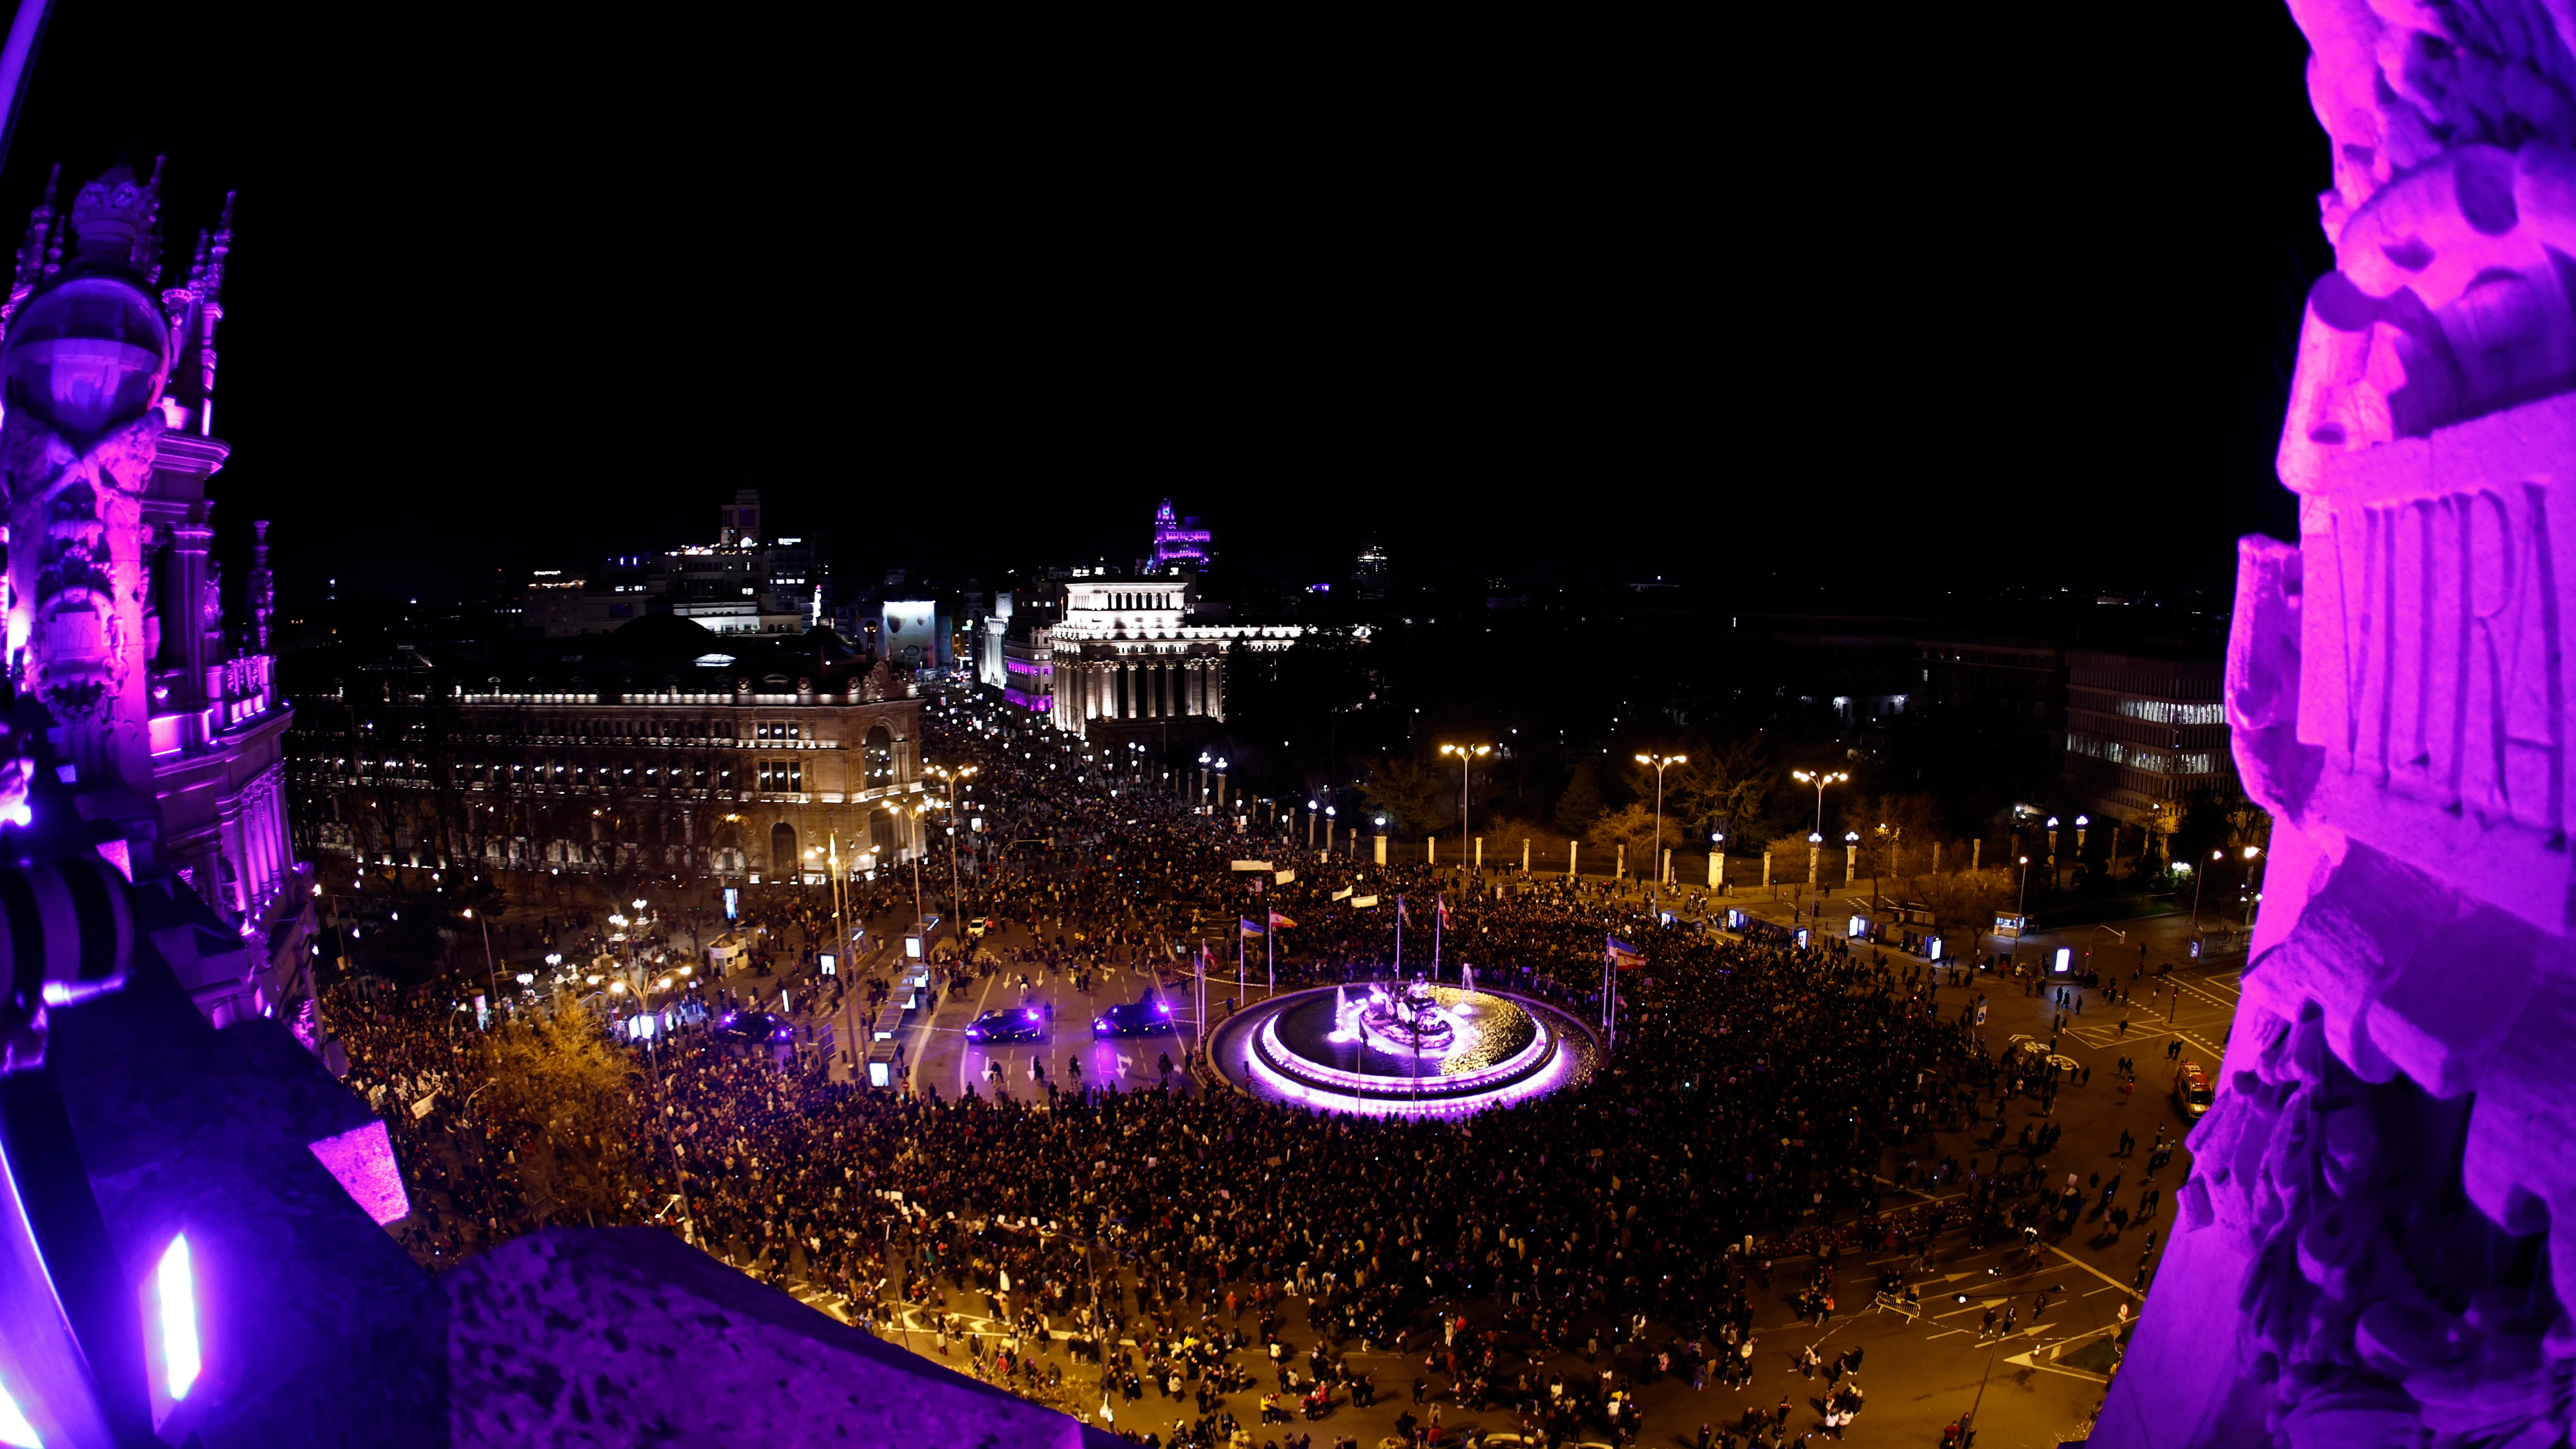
2066 693 2224 726
2066 731 2228 777
299 756 837 794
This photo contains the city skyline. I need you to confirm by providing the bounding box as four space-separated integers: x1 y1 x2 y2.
0 6 2328 606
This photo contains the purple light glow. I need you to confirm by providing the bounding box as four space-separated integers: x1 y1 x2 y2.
1223 987 1593 1118
0 1381 35 1449
1255 1009 1550 1096
154 1234 198 1402
307 1120 410 1226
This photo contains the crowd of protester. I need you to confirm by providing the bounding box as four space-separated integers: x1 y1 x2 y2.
328 694 2175 1448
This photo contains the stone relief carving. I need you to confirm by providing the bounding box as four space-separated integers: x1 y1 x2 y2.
2099 4 2576 1445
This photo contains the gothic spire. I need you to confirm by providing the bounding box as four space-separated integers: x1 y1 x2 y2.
0 162 58 334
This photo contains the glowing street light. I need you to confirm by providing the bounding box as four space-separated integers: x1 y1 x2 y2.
1440 743 1494 860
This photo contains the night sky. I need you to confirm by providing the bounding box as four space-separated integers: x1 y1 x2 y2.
0 9 2332 606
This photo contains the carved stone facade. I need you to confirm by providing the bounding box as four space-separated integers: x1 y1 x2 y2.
2099 5 2576 1444
0 162 308 1035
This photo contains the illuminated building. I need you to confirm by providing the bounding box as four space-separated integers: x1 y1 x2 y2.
0 162 313 1035
1043 574 1304 741
286 617 929 885
2060 646 2236 829
520 489 824 638
1147 497 1211 573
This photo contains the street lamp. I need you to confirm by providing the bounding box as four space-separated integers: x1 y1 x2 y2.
2191 848 2222 930
1441 744 1494 864
1844 830 1860 906
2018 855 2032 918
1306 799 1319 851
1791 769 1848 837
1634 752 1685 909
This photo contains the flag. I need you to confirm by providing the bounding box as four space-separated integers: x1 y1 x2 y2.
1331 885 1353 902
1607 937 1647 971
1398 897 1411 925
1436 896 1452 930
1239 917 1265 938
1268 911 1298 930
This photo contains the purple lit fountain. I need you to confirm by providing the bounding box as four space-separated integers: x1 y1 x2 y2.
1212 977 1596 1117
2097 4 2576 1445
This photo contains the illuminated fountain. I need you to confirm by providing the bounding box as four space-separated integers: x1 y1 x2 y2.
1214 976 1595 1117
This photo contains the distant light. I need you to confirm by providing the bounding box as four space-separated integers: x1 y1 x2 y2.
157 1234 201 1402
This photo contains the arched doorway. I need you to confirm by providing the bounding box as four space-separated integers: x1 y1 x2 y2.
770 821 798 881
868 808 896 861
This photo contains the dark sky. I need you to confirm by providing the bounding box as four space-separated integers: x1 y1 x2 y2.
0 9 2332 606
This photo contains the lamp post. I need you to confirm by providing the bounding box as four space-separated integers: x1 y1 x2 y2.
464 906 498 1019
1791 768 1849 838
1844 830 1860 907
1807 831 1823 918
2240 844 2264 932
1440 743 1493 871
1306 800 1318 851
2046 815 2061 891
1793 770 1847 922
2075 815 2090 885
1197 751 1211 809
2017 855 2032 919
1325 805 1337 857
2190 848 2221 930
1633 752 1685 914
1710 831 1725 894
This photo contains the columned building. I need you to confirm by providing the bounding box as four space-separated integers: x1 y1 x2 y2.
1043 576 1300 741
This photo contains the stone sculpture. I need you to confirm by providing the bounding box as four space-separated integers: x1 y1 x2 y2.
2098 4 2576 1445
0 162 171 795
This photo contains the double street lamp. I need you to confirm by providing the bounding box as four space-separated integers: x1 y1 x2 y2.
1634 752 1685 908
1441 743 1493 865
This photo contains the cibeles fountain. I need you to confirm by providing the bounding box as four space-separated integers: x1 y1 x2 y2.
2098 4 2576 1445
1212 975 1597 1115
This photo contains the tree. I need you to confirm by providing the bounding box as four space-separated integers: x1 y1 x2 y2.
1554 760 1606 836
478 1011 646 1228
1909 867 2019 957
1850 792 1941 877
1662 738 1774 843
1586 804 1679 863
1362 755 1452 836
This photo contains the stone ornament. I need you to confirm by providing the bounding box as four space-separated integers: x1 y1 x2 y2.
2100 5 2576 1446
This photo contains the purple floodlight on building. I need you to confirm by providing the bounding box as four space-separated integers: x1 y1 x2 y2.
2096 4 2576 1445
1148 497 1211 572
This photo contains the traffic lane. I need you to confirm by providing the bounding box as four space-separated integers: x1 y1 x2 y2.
1944 970 2199 1318
907 966 1199 1103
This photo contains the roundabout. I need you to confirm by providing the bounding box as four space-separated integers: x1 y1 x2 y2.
1209 980 1599 1117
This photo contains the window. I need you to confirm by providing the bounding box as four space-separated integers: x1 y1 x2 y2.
864 724 895 789
758 759 803 793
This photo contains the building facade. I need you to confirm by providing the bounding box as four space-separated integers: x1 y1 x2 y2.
287 623 930 886
0 164 313 1033
1043 575 1301 740
2061 647 2236 826
519 489 823 638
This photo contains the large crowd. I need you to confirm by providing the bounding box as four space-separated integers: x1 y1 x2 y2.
328 696 2173 1448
